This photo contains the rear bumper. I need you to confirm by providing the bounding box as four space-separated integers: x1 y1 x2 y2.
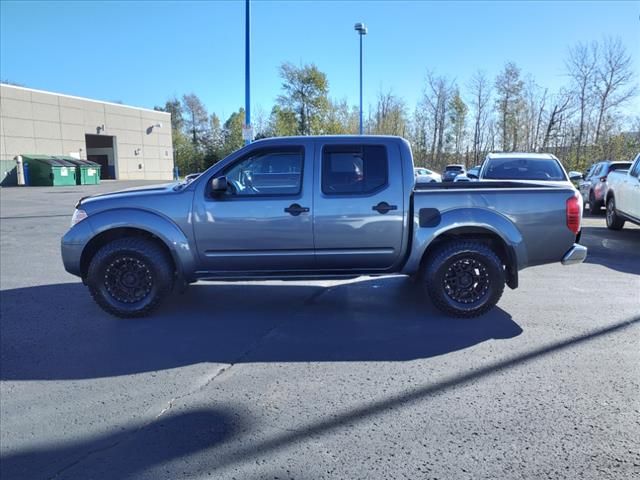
561 243 588 266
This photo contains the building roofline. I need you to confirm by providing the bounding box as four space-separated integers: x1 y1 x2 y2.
0 83 170 116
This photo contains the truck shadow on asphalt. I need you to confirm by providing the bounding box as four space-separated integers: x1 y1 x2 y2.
2 314 638 480
1 276 522 381
580 225 640 275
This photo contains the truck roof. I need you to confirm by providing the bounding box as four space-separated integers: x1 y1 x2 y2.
249 135 407 147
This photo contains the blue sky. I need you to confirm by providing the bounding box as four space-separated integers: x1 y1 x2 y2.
1 0 639 122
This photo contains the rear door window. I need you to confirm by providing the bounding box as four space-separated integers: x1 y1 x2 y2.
322 145 388 195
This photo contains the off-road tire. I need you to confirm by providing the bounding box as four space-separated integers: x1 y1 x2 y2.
87 237 174 318
423 241 505 318
605 196 625 231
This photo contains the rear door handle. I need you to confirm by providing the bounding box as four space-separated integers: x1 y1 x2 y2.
284 203 310 216
372 202 398 214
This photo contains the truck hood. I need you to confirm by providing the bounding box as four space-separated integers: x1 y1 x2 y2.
78 182 179 207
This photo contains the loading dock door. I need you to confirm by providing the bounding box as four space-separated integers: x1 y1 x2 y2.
85 134 116 179
87 155 111 179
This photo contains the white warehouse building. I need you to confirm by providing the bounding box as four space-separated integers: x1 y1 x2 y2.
0 83 174 182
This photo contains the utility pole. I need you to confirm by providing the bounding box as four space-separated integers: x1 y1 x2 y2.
244 0 252 144
354 22 367 135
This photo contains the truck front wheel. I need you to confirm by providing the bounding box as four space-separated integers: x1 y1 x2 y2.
87 237 174 318
423 241 505 318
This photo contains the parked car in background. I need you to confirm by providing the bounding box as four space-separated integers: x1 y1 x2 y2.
605 154 640 230
583 164 594 180
414 167 441 183
579 160 632 214
478 153 581 190
442 164 465 182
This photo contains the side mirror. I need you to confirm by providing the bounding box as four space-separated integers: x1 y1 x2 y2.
568 171 583 181
467 172 479 179
210 176 228 195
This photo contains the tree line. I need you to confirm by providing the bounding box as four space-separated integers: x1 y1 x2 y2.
155 37 638 175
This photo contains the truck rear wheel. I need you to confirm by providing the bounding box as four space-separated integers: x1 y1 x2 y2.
87 237 174 318
605 197 625 230
423 241 505 318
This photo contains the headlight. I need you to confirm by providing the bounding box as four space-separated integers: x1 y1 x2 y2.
70 209 88 227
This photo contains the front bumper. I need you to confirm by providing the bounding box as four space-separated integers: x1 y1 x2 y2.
561 243 588 266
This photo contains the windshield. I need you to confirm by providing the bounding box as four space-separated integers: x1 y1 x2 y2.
445 165 463 171
483 158 566 181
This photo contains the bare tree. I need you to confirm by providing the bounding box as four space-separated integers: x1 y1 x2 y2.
542 90 572 150
419 72 452 167
410 105 432 167
372 89 407 136
593 37 638 145
522 76 547 151
468 71 492 163
565 42 598 164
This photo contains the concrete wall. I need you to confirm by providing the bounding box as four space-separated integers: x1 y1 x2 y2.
0 84 173 180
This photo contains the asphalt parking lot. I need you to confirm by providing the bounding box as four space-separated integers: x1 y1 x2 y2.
1 181 639 480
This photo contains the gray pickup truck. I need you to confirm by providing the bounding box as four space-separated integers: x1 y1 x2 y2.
61 136 587 318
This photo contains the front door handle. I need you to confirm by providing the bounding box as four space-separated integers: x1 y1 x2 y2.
372 202 398 214
284 203 310 216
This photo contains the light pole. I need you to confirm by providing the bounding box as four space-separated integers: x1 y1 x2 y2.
354 22 367 135
244 0 251 145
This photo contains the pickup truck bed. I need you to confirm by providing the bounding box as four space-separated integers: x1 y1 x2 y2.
62 135 587 319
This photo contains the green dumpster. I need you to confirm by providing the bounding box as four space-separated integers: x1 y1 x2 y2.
21 155 77 186
57 157 101 185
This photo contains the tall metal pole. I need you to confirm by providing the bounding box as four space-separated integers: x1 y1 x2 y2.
244 0 251 145
359 33 363 135
354 22 367 135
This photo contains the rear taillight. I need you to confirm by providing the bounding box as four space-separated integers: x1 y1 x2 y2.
566 195 581 234
599 175 607 182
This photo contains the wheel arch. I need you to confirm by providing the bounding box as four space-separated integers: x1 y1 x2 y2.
605 189 615 203
79 209 196 284
419 226 519 289
403 208 527 290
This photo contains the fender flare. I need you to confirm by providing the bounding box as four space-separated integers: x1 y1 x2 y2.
402 207 528 279
84 208 197 282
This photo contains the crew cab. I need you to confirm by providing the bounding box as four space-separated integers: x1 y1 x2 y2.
61 136 587 319
605 153 640 230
